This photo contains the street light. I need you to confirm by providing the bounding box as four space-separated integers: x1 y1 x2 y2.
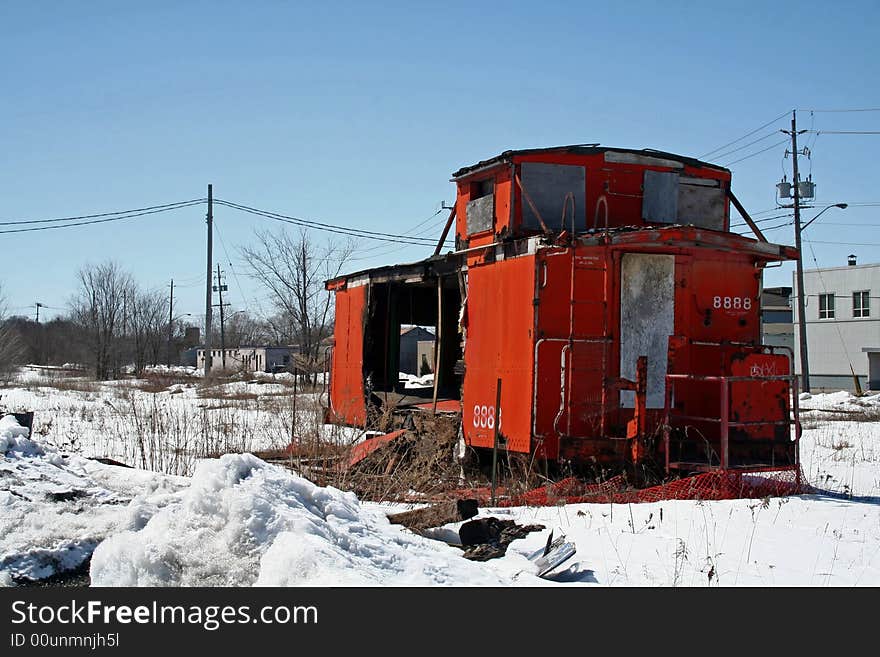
794 202 847 392
800 203 848 232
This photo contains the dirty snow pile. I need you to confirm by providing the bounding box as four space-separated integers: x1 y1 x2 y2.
0 415 185 585
90 452 533 586
1 415 538 587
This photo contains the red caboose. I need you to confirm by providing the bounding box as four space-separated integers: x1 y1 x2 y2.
325 145 801 476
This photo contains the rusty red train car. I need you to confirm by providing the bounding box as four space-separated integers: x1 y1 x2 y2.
325 145 802 476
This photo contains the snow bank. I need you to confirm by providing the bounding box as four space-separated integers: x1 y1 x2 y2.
0 414 39 455
0 416 186 584
800 390 880 412
91 453 527 587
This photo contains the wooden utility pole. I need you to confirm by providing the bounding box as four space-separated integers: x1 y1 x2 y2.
490 378 502 506
786 112 811 392
216 263 227 370
432 275 442 414
167 279 174 366
204 184 213 376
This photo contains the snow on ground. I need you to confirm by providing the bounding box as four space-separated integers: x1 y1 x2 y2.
89 452 537 587
1 372 880 587
0 366 361 473
401 372 434 389
0 415 187 584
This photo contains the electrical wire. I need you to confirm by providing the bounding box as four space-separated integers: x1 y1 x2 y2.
699 110 791 159
349 207 446 259
730 212 794 229
720 138 790 167
0 201 206 234
806 240 880 247
214 199 440 246
349 214 452 263
797 108 880 113
212 216 254 316
803 238 859 376
709 131 783 162
0 199 206 226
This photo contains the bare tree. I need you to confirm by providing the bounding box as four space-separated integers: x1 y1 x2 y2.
129 288 167 374
240 228 353 380
0 284 25 380
225 310 272 348
69 261 135 380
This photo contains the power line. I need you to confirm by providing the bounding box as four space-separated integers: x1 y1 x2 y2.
0 199 205 226
214 198 444 246
710 131 782 162
350 208 447 261
216 198 442 245
212 216 253 316
730 211 794 228
699 110 791 159
721 138 790 167
810 131 880 135
0 201 206 234
811 222 880 227
797 107 880 113
807 240 880 246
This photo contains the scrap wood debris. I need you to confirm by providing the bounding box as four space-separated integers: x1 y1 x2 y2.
458 517 545 562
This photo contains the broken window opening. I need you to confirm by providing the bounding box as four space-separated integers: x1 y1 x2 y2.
363 279 463 411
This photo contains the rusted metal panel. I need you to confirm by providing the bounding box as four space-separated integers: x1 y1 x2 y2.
462 255 536 454
347 429 405 467
687 257 760 343
619 254 675 408
678 177 726 230
328 285 367 426
730 352 792 444
520 162 586 232
641 170 679 223
466 194 494 235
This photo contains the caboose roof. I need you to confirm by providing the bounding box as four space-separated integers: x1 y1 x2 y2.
450 144 729 180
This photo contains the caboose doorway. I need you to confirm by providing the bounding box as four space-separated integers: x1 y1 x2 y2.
619 254 675 409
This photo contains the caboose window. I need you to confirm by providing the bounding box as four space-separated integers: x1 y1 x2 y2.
466 178 495 235
819 293 835 319
643 172 726 230
470 178 494 200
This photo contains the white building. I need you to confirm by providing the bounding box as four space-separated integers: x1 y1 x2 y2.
196 346 293 374
793 256 880 391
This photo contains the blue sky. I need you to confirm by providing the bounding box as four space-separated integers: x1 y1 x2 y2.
2 1 879 322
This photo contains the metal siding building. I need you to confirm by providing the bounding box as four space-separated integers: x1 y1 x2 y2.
793 260 880 391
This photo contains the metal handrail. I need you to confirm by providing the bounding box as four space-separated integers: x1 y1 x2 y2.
663 369 801 472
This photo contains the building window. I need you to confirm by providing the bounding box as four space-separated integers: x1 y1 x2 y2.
854 290 870 318
819 293 835 319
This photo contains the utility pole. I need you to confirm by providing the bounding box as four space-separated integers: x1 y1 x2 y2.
204 184 213 376
35 302 43 323
783 111 811 392
214 263 228 370
167 279 174 366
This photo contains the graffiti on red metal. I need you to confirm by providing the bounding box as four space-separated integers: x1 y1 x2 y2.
749 360 778 377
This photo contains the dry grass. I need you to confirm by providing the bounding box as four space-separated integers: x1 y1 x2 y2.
329 413 463 502
128 372 199 394
31 377 100 394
